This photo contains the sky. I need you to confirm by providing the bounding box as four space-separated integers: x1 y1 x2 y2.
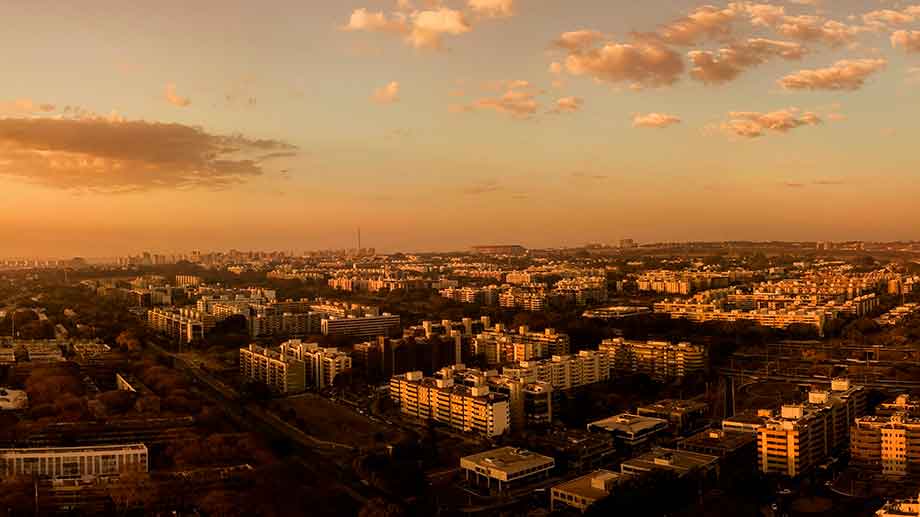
1 0 919 257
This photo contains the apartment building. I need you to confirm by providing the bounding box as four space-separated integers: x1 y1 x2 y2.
503 351 610 391
239 344 306 394
758 379 866 477
0 444 148 479
498 288 546 311
389 371 510 437
473 325 570 366
851 395 920 478
599 339 706 381
147 308 214 343
280 340 352 389
320 313 400 338
436 365 553 429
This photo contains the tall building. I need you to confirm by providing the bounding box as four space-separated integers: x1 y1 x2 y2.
757 379 865 477
503 351 610 391
239 344 306 394
851 395 920 478
473 325 570 366
279 340 352 389
147 308 213 343
389 371 510 437
599 339 706 381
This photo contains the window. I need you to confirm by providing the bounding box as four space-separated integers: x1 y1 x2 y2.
100 455 118 475
62 460 80 477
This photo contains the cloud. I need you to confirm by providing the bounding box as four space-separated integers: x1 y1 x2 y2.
891 30 920 53
863 9 916 29
466 89 539 119
783 181 806 188
778 58 887 91
771 15 864 47
164 83 191 107
553 30 605 51
343 8 408 34
343 7 471 50
562 41 684 89
632 112 682 128
408 8 472 49
548 62 563 75
0 99 56 115
372 81 401 104
548 96 583 114
633 113 681 129
468 0 513 18
638 4 741 46
688 38 806 84
719 108 822 138
0 116 296 193
739 5 866 47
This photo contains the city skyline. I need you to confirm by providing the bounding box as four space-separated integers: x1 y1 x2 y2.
2 0 919 256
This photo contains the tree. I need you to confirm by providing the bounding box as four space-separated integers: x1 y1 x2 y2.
115 330 143 352
359 498 405 517
104 471 158 516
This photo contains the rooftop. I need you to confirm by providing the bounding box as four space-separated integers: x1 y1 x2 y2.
553 470 626 500
621 448 719 476
587 413 669 435
461 447 555 476
639 399 709 415
679 428 755 454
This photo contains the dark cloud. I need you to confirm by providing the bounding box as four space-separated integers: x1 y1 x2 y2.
0 117 296 193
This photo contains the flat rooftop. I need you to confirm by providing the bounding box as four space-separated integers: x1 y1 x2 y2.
639 399 709 415
588 413 668 435
621 448 718 476
460 447 554 476
553 470 625 500
679 428 755 453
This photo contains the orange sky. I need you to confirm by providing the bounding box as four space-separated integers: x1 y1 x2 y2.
1 0 919 257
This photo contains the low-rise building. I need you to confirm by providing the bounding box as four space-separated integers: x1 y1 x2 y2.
875 494 920 516
620 447 719 479
587 413 669 449
0 444 148 479
551 470 625 513
460 447 554 493
637 399 709 436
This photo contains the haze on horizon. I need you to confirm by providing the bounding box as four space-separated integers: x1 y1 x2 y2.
1 0 919 258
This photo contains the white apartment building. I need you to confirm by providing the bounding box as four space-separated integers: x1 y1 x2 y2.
239 344 306 394
599 339 706 381
389 371 510 437
280 340 352 389
473 326 570 366
503 351 611 391
320 313 400 338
